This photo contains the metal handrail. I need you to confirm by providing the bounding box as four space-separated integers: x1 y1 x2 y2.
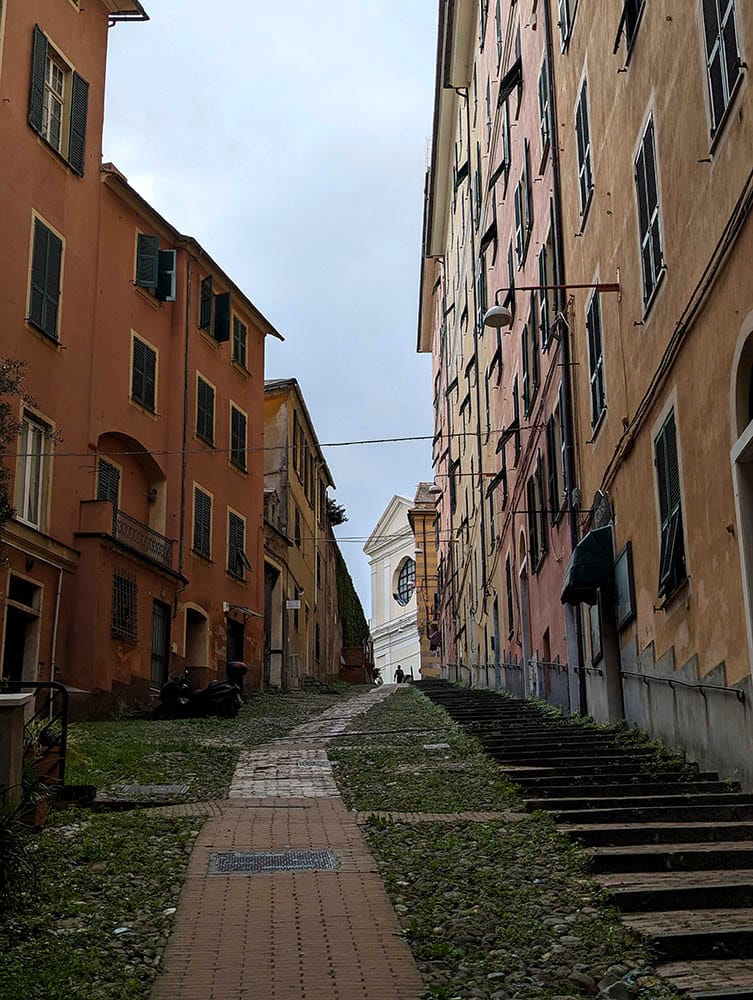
621 669 746 704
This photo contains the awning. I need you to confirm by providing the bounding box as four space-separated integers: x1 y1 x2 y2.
560 526 614 606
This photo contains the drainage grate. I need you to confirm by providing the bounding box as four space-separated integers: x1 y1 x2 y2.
208 849 339 875
110 783 190 798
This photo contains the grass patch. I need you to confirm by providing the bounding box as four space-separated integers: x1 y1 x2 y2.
0 809 201 1000
330 688 522 812
367 816 679 1000
67 686 370 801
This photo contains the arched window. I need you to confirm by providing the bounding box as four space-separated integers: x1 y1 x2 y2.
394 558 416 606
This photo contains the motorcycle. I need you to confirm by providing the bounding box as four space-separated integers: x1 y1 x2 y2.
154 668 243 719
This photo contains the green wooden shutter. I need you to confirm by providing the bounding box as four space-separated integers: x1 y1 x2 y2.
196 379 214 444
199 276 213 329
521 323 530 415
156 249 177 302
132 338 156 410
546 416 558 521
28 26 48 134
68 72 89 175
97 459 120 506
537 453 548 556
29 219 50 331
214 291 231 342
530 292 539 389
136 234 160 289
527 477 539 566
228 512 245 576
193 488 211 557
231 408 247 470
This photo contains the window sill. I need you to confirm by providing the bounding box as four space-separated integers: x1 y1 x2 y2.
538 140 550 176
656 575 690 613
589 407 607 443
129 398 158 419
709 69 746 155
226 571 247 585
578 187 594 234
35 134 81 177
133 283 161 310
231 360 250 378
230 461 248 476
198 329 220 350
26 319 61 348
196 434 215 450
191 549 213 564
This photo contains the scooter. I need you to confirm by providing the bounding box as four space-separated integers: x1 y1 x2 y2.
154 668 243 719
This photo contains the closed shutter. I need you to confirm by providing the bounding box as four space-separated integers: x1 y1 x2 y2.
538 244 550 348
514 183 523 264
656 411 686 597
537 452 548 557
199 276 213 330
196 378 214 444
30 220 63 340
214 291 231 343
635 118 663 302
228 512 245 577
193 487 211 558
28 26 48 134
523 141 533 236
513 374 521 458
529 291 539 389
587 296 605 425
97 459 120 506
546 416 558 521
522 324 530 415
527 477 539 566
232 317 247 367
68 72 89 175
132 337 156 410
231 407 247 470
136 234 160 289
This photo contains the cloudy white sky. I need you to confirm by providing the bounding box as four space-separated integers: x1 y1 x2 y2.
103 1 438 615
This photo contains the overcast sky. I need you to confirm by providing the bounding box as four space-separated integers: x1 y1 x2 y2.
104 1 437 615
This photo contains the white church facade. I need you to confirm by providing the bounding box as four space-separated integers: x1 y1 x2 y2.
364 495 421 684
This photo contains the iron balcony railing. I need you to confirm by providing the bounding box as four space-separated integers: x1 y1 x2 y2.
112 508 173 567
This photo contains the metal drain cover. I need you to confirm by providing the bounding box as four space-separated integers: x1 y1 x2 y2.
208 849 339 875
111 783 190 798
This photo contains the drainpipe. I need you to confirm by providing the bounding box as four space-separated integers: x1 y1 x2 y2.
542 0 587 715
177 255 192 597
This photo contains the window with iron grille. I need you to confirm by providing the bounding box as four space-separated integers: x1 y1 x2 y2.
131 335 157 411
97 458 120 506
230 405 247 471
29 218 63 341
703 0 741 136
635 115 665 305
586 294 606 426
193 486 212 558
227 510 249 579
232 317 248 368
196 376 214 445
112 570 138 643
655 410 686 598
575 79 594 220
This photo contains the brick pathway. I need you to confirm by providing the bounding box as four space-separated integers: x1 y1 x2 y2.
151 686 425 1000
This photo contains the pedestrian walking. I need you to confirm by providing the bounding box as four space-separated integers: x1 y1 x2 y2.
394 665 405 684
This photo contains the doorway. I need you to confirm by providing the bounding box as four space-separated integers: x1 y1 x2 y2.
185 608 208 668
150 600 171 688
227 618 245 664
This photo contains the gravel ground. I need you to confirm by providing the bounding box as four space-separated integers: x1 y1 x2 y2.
332 688 681 1000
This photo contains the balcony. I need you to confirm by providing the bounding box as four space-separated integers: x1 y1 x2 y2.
112 508 173 567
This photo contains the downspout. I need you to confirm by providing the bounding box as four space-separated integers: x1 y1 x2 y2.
543 0 587 714
176 255 192 603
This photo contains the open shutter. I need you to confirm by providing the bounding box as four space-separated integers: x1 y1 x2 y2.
44 229 63 340
546 417 558 522
136 234 160 289
68 72 89 175
530 291 539 389
199 276 213 329
521 324 530 415
537 453 548 556
29 26 48 134
29 220 49 331
527 477 539 566
156 249 177 302
214 291 231 343
524 141 533 236
514 183 523 264
557 0 570 47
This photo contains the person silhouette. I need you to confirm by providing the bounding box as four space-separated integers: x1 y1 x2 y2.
394 665 405 684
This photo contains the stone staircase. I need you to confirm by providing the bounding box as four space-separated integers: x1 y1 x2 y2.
417 681 753 999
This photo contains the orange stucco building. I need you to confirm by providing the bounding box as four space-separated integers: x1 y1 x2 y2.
0 0 282 714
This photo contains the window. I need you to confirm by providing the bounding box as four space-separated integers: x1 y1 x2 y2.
131 335 157 412
538 237 553 349
495 0 503 64
586 294 606 426
97 458 120 506
513 374 521 461
522 300 539 418
112 570 138 643
29 218 63 341
230 405 247 471
294 587 301 631
294 506 301 547
28 26 89 175
514 142 533 265
16 413 50 530
227 510 251 579
536 451 548 562
558 0 572 48
196 376 215 445
135 234 176 302
703 0 741 135
613 0 646 57
538 58 551 160
292 411 299 471
655 410 686 598
527 461 547 572
575 79 594 220
546 406 566 522
485 79 492 148
501 99 511 188
199 276 231 342
395 558 416 606
199 276 213 331
232 317 248 368
193 486 212 558
635 115 664 305
505 555 514 636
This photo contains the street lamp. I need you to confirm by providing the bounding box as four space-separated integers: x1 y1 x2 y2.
482 282 621 330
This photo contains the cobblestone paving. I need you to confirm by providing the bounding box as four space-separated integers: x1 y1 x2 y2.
151 685 424 1000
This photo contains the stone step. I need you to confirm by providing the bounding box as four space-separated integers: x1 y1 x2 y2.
624 908 753 960
490 749 658 765
603 871 753 913
506 764 710 781
587 841 753 874
658 959 753 998
527 792 753 813
553 803 753 824
560 822 753 847
522 780 735 798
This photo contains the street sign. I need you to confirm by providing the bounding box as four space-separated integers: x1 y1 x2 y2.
286 600 301 610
